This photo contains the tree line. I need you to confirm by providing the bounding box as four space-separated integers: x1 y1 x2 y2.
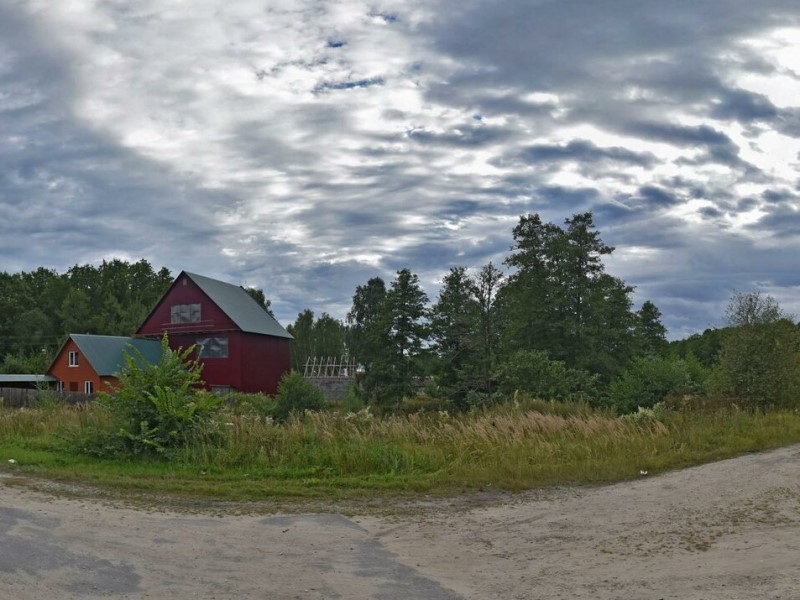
288 212 800 412
4 213 798 413
288 213 672 409
332 212 668 408
0 260 174 373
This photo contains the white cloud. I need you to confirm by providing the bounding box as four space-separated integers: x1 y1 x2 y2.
3 1 800 336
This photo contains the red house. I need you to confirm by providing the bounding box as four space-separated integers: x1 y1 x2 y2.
136 271 292 395
48 334 163 395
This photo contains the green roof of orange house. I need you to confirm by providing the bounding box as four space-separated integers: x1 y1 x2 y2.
68 334 163 376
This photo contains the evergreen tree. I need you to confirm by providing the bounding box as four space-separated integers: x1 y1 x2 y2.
345 277 387 369
366 269 429 404
498 212 635 379
474 262 504 393
634 300 668 356
499 213 561 352
430 267 480 406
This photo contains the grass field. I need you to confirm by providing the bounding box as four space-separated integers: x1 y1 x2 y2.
2 398 800 501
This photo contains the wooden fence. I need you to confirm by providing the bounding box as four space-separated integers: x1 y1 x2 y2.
0 387 94 408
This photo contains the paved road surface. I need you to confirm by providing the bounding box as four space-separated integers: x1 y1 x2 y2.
2 444 800 599
0 498 461 599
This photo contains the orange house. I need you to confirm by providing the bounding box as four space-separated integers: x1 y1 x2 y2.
48 334 163 395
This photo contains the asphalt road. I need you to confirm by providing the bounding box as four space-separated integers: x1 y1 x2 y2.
3 444 800 600
0 492 462 600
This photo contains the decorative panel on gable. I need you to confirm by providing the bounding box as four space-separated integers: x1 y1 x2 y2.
171 303 202 324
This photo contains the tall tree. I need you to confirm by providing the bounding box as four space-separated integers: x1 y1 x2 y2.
430 267 480 406
345 277 387 369
499 212 635 379
59 288 92 336
725 291 785 327
312 313 345 359
0 272 29 356
286 309 315 372
713 292 800 409
499 213 561 352
634 300 668 356
366 269 429 404
474 262 504 393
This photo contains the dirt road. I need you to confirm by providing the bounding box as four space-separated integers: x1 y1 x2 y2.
2 445 799 599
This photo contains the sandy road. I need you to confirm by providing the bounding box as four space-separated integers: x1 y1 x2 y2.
2 445 800 599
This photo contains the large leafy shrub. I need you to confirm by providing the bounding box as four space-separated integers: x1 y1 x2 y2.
95 336 224 457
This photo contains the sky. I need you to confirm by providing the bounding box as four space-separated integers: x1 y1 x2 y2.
2 1 800 340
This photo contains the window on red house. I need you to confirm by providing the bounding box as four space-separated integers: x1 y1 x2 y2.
197 337 228 358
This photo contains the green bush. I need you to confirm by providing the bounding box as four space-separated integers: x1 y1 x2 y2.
221 392 277 418
608 355 708 414
93 336 224 457
711 319 800 410
494 350 600 403
273 371 326 421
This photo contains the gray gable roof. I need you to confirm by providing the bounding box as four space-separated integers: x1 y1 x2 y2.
70 334 163 376
184 272 293 339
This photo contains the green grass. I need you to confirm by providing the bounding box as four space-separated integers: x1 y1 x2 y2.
2 400 800 502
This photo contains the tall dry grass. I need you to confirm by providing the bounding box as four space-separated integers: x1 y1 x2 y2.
3 399 800 494
183 405 675 488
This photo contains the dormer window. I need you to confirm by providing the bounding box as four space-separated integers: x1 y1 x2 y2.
68 351 79 367
171 303 201 324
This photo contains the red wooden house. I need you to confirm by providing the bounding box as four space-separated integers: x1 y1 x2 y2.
136 271 292 395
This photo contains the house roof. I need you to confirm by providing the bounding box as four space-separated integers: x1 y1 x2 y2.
183 272 293 339
69 334 163 376
0 374 57 384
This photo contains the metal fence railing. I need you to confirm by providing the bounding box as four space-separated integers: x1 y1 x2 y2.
302 356 357 378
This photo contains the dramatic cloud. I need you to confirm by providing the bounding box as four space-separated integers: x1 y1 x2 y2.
2 0 800 338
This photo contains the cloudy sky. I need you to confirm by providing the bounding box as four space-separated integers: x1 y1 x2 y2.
2 1 800 339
